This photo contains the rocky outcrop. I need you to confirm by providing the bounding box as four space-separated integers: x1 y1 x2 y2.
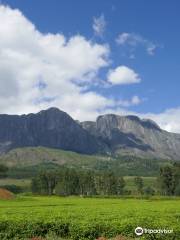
0 108 180 160
0 108 104 154
81 114 180 160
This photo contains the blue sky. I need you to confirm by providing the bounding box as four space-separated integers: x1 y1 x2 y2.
0 0 180 132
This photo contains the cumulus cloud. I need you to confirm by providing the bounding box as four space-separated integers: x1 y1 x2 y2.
93 14 106 37
113 108 180 134
116 32 158 56
0 5 142 122
107 66 141 85
1 5 179 133
141 108 180 133
0 5 112 119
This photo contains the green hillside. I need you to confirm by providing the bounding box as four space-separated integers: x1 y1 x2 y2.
0 147 174 178
0 146 106 168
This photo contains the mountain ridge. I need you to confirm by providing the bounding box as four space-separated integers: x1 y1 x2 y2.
0 107 105 155
0 107 180 160
81 113 180 160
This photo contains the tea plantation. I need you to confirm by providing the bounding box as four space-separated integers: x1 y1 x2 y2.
0 196 179 239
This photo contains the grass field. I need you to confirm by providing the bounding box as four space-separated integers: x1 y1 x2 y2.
0 179 31 192
124 176 157 192
0 196 179 240
0 178 31 187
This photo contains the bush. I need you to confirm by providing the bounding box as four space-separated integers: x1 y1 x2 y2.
143 186 155 196
175 183 180 196
0 185 23 194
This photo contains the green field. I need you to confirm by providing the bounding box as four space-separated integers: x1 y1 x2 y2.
0 179 31 187
124 176 157 192
0 196 179 240
0 179 31 193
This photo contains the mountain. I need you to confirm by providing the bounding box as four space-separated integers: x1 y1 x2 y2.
81 114 180 160
0 108 180 160
0 108 104 155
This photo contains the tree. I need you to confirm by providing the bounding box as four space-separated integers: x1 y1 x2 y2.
44 171 57 195
134 176 144 194
0 164 8 178
116 177 126 195
159 166 175 195
144 186 155 196
175 183 180 196
31 170 57 195
55 169 80 196
31 177 41 194
79 171 96 196
94 174 106 195
101 172 117 195
173 162 180 193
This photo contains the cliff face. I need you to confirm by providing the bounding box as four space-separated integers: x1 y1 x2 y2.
0 108 180 160
0 108 103 154
81 114 180 160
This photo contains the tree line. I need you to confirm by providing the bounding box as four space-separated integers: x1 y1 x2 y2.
31 162 180 196
0 161 180 196
31 168 126 196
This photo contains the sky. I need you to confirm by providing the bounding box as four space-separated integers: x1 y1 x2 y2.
0 0 180 132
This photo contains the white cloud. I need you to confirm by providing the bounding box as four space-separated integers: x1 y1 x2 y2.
0 5 141 122
95 107 180 134
116 32 158 56
1 5 180 134
131 95 141 105
116 96 141 107
107 66 141 85
0 5 112 120
141 108 180 133
93 14 106 37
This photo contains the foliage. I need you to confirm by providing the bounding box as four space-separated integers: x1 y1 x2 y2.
0 185 23 194
175 183 180 196
0 196 179 239
159 163 180 195
0 147 175 179
0 176 159 196
31 169 126 196
134 176 144 194
0 164 8 179
143 186 155 196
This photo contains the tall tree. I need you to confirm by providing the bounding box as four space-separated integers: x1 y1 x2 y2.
79 171 96 196
103 172 117 195
116 177 126 195
159 166 175 195
55 169 80 196
134 176 144 194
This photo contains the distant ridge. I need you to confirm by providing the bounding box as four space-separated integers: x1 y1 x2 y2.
81 113 180 160
0 107 180 160
0 107 104 155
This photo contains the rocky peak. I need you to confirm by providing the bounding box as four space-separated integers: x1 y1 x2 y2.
95 114 161 137
0 108 104 155
81 113 180 160
0 108 180 160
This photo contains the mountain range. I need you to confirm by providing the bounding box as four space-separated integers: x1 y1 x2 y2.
0 107 180 160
